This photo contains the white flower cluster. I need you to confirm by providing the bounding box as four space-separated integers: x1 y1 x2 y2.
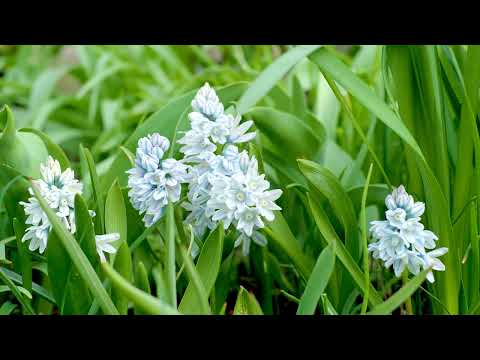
368 185 447 283
127 133 189 227
20 156 119 262
126 83 282 256
178 83 282 255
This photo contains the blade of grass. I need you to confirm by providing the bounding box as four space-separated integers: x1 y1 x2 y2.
0 267 35 315
367 268 429 315
297 243 336 315
101 261 179 315
176 242 211 314
360 164 373 314
236 45 322 114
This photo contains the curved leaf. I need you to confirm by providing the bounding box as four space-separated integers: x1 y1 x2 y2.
237 45 322 114
297 243 336 315
179 223 224 314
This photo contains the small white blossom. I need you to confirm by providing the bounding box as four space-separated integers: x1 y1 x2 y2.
368 185 447 283
177 83 255 162
20 156 83 254
127 133 189 227
95 233 120 263
191 82 224 120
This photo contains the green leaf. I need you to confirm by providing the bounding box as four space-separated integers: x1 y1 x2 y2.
307 193 382 306
347 184 389 214
236 45 322 114
0 267 35 315
0 267 55 304
19 128 70 170
298 159 361 262
164 203 177 307
13 218 32 293
179 223 224 314
177 241 211 314
105 180 132 314
134 261 151 315
47 231 92 314
102 262 179 315
47 194 98 315
291 75 308 117
265 212 314 281
297 243 336 315
0 301 17 315
367 269 429 315
309 47 424 160
81 146 105 233
320 294 338 315
233 286 263 315
247 107 322 161
360 164 374 314
0 106 49 178
31 182 119 315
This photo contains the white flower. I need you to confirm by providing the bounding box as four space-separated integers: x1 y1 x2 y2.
385 185 425 219
178 83 281 256
95 233 120 263
127 133 189 227
216 113 256 144
191 82 224 120
177 83 256 162
236 207 264 237
20 156 83 254
420 247 448 283
368 185 447 282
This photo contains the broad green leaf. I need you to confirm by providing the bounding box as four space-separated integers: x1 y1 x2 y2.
298 159 360 262
297 243 336 315
134 261 151 315
0 165 30 224
291 75 307 117
265 212 314 281
13 218 32 293
0 301 17 315
177 241 211 314
0 106 49 178
102 262 179 315
47 231 91 315
307 193 382 306
0 267 35 315
368 269 429 315
19 128 70 170
1 267 55 304
247 107 322 161
47 191 98 314
105 180 132 314
236 45 322 114
309 47 424 160
233 286 263 315
179 224 224 314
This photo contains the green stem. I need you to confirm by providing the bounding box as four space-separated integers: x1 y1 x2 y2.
165 203 177 307
402 271 413 315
